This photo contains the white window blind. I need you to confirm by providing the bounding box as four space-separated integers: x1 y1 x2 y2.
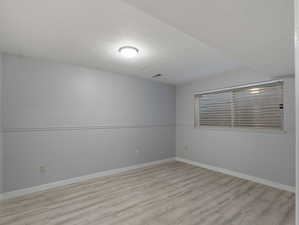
194 81 284 129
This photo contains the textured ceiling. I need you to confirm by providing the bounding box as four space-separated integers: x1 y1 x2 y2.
124 0 294 77
0 0 293 84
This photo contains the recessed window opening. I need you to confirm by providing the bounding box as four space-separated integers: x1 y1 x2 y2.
194 81 284 130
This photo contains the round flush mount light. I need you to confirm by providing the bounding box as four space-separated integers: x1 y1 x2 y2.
118 46 139 58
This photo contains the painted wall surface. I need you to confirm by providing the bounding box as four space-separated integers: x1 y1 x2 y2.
2 54 295 192
2 54 176 192
176 69 295 186
0 54 3 193
295 0 299 223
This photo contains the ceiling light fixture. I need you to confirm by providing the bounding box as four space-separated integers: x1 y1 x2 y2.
118 46 139 58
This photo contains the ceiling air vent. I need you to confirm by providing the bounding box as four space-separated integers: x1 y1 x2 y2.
152 74 162 78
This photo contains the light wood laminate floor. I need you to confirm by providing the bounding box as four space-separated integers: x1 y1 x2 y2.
0 161 295 225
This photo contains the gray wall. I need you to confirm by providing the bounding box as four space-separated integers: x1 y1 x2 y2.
176 68 295 186
2 54 176 192
295 2 299 220
1 54 295 192
0 54 3 193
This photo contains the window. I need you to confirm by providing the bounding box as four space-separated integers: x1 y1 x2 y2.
194 81 284 130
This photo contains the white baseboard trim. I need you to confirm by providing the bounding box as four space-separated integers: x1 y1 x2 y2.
1 157 294 201
1 158 176 200
176 157 295 193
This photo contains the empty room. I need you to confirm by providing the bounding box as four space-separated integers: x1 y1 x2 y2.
0 0 297 225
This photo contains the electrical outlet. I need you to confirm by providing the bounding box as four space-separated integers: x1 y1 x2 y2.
39 166 46 173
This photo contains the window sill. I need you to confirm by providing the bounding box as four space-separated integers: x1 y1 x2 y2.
193 126 287 134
